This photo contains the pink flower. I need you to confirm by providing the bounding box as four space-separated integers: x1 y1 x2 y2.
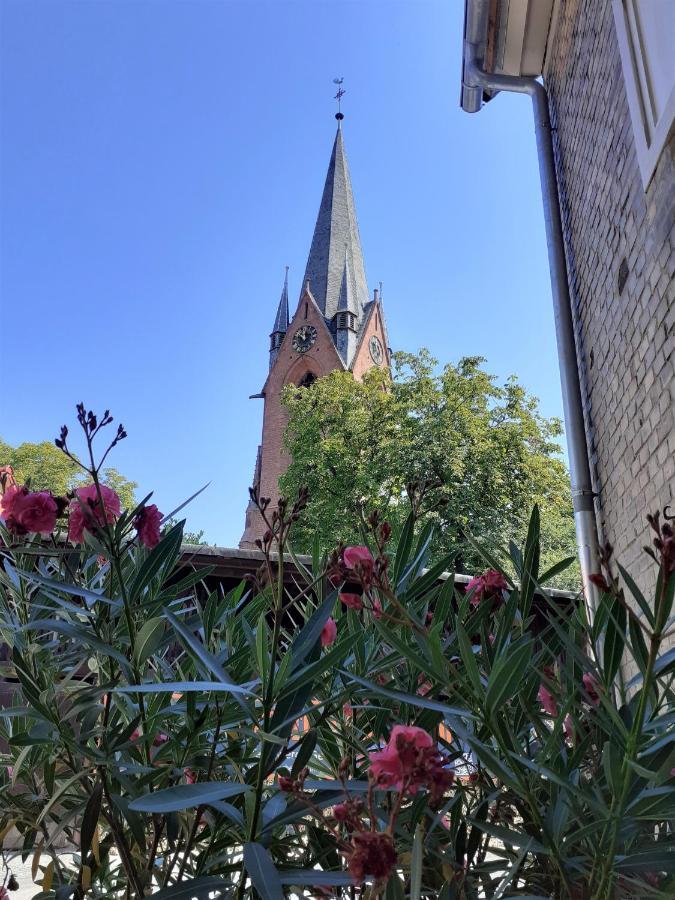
589 573 610 591
153 732 169 747
340 592 363 611
670 767 675 778
68 483 121 542
347 831 397 884
369 725 453 801
582 673 600 706
278 775 295 792
0 483 23 521
134 503 163 549
0 886 10 900
333 797 363 831
343 703 353 717
184 767 197 784
343 545 375 587
321 617 337 647
465 569 508 606
343 546 374 570
371 597 382 619
425 611 434 625
10 490 58 535
538 684 558 717
333 802 348 822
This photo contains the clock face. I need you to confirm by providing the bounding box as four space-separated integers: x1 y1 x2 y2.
292 325 317 353
369 335 384 365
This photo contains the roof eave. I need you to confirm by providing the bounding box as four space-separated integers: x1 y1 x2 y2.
460 0 554 112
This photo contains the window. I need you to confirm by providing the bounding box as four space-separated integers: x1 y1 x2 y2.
297 371 317 389
613 0 675 188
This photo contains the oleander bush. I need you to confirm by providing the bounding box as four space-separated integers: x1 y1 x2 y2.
0 406 673 899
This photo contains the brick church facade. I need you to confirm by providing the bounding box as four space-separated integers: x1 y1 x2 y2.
240 121 390 548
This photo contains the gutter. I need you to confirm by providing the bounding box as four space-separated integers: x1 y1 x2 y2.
460 1 600 614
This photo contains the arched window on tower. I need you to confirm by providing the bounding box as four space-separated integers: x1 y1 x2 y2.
297 371 317 389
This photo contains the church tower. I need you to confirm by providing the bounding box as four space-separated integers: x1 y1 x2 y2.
240 116 390 548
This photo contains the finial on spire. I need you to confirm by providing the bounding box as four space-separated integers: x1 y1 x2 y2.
333 77 345 123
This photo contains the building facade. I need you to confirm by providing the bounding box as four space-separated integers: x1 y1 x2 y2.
461 0 674 656
240 120 390 548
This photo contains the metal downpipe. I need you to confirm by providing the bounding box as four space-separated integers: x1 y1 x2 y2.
464 50 600 616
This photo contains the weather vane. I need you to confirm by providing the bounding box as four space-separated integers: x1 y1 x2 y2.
333 77 345 121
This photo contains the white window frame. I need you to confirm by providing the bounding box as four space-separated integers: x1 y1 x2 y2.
612 0 675 189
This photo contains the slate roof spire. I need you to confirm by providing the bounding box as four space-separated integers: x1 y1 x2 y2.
302 126 369 322
269 266 289 368
272 266 289 334
336 245 359 315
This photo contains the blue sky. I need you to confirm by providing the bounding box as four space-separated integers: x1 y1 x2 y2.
1 0 563 546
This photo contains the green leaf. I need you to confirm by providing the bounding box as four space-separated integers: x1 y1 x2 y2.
466 819 548 854
486 637 533 715
291 728 317 777
653 647 675 678
393 513 415 586
410 823 423 900
149 877 233 899
134 616 165 666
628 615 649 677
255 612 269 684
614 846 675 872
602 740 624 796
457 624 482 695
80 781 102 862
160 482 210 525
164 609 255 719
520 504 540 616
341 670 474 720
19 620 130 671
466 739 521 792
289 591 337 671
603 595 627 685
113 680 257 696
538 557 576 585
617 563 655 628
626 786 675 819
129 782 250 813
15 570 117 609
130 523 183 602
385 874 406 899
278 870 355 886
243 842 284 900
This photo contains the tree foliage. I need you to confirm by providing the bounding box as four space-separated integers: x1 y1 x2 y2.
281 350 578 586
0 437 137 510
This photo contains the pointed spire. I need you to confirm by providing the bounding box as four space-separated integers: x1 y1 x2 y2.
302 127 369 322
272 266 289 334
336 245 359 314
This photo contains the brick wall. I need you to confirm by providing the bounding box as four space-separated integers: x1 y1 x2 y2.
543 0 674 666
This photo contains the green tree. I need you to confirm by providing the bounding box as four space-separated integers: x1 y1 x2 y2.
0 437 138 510
280 350 579 587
